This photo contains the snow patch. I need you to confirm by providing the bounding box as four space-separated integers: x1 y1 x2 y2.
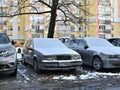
53 75 76 80
52 71 120 80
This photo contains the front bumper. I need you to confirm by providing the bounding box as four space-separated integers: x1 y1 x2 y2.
38 59 82 70
103 58 120 68
0 54 17 73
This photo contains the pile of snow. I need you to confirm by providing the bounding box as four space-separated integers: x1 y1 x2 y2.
53 72 120 80
53 75 76 80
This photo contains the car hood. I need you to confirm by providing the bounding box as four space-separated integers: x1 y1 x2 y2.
88 47 120 55
34 47 79 55
0 43 12 51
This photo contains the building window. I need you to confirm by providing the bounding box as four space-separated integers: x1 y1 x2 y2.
99 25 105 29
18 26 20 31
8 26 12 31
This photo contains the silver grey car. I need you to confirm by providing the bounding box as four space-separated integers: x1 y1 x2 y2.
22 38 82 73
0 33 17 76
65 37 120 71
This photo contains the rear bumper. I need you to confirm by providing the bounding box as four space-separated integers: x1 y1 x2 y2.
38 59 82 70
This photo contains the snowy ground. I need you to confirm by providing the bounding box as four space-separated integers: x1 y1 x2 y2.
0 61 120 90
53 71 120 80
1 53 120 90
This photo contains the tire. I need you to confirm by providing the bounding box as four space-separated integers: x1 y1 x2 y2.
92 57 103 71
33 60 39 74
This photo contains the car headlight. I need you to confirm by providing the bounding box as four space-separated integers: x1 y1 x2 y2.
101 53 115 59
1 49 16 57
43 56 56 60
72 55 81 60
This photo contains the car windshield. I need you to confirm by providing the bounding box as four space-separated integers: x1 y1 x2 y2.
0 33 10 44
33 38 67 48
85 37 114 47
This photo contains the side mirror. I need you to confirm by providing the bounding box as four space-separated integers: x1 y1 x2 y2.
27 47 33 51
84 45 88 49
11 40 16 45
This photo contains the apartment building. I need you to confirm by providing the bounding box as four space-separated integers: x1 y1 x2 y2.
0 0 7 33
87 0 120 38
0 0 120 42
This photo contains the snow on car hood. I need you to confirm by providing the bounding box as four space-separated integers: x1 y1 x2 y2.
34 47 79 55
87 46 120 55
0 43 12 50
33 38 80 55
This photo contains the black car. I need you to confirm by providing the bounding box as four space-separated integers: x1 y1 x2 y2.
0 33 17 76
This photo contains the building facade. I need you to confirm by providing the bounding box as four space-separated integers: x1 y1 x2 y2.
0 0 120 42
87 0 120 38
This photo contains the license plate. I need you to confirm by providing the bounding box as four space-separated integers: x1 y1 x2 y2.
59 62 71 66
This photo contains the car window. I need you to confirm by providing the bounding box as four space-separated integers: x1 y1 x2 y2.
77 39 86 47
28 40 33 48
117 39 120 46
24 40 30 48
111 39 117 46
65 39 77 46
0 33 10 44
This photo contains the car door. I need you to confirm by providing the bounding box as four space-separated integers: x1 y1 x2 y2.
25 40 34 65
76 39 94 65
23 40 30 62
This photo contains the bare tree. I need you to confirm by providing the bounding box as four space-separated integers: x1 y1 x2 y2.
0 0 91 38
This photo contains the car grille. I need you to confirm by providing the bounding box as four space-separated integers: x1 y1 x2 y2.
56 55 71 60
0 63 15 69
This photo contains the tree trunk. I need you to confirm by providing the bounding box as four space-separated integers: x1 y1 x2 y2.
47 0 59 38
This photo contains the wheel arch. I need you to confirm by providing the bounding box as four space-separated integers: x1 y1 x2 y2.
92 55 103 65
92 55 104 70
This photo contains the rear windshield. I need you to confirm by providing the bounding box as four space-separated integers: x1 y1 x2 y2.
0 33 10 44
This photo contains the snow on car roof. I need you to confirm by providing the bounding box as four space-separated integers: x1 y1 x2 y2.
84 37 114 47
33 38 67 48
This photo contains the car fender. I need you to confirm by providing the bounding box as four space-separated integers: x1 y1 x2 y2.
90 51 103 66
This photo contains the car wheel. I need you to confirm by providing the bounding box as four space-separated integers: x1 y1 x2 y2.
33 60 39 74
9 67 17 77
92 57 103 71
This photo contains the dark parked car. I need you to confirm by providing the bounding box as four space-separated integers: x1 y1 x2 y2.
65 37 120 71
0 33 17 76
107 37 120 46
22 38 82 73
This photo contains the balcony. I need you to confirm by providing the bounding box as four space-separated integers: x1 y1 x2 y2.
99 20 111 24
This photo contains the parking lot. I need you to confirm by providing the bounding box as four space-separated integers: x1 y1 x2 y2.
1 62 120 90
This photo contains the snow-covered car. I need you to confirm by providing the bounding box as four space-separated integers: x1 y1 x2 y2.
0 33 17 76
22 38 82 73
65 37 120 71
